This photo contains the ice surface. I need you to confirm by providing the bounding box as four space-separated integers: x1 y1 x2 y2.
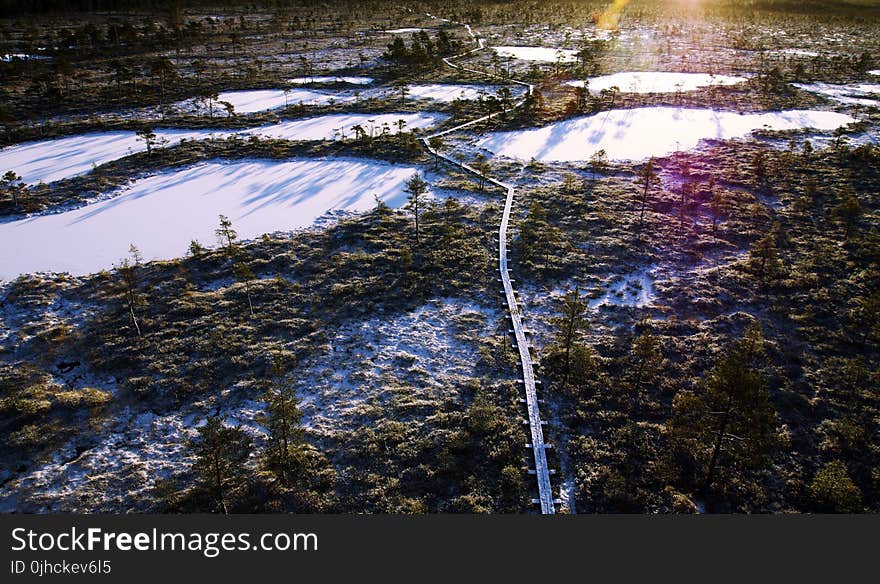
0 112 447 184
492 46 578 62
476 107 856 162
565 71 746 94
0 158 424 278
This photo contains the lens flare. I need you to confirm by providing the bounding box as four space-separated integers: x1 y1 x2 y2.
596 0 632 30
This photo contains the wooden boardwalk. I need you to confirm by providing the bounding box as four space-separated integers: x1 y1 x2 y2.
421 14 556 514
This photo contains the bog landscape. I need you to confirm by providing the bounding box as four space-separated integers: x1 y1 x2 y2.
0 0 878 514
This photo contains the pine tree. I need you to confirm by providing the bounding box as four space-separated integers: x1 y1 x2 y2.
190 417 253 514
472 154 491 191
551 287 588 380
232 260 256 318
114 244 145 338
749 231 780 282
404 174 429 245
258 356 306 488
627 331 662 407
518 201 548 267
835 192 863 241
637 158 657 229
136 127 157 156
216 214 238 258
809 460 862 512
668 326 778 497
1 171 25 209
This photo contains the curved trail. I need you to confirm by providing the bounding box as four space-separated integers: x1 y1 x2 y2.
420 15 556 514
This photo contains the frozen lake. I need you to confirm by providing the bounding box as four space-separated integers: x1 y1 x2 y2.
492 46 578 62
385 28 431 34
288 76 374 85
0 158 425 279
406 84 509 102
476 107 856 162
566 71 746 94
178 88 354 115
0 112 448 185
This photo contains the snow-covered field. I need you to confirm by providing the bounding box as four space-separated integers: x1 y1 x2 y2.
870 70 880 76
792 82 880 106
0 112 447 184
565 72 746 94
0 158 426 278
476 107 856 162
406 83 507 102
288 76 374 85
492 46 578 62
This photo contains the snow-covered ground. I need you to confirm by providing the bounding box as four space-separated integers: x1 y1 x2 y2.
0 297 496 511
288 76 374 85
0 158 427 278
298 298 498 435
0 112 447 184
492 46 578 62
792 82 880 106
587 269 657 309
476 107 856 162
0 406 203 512
870 70 880 76
565 72 746 94
406 83 508 102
